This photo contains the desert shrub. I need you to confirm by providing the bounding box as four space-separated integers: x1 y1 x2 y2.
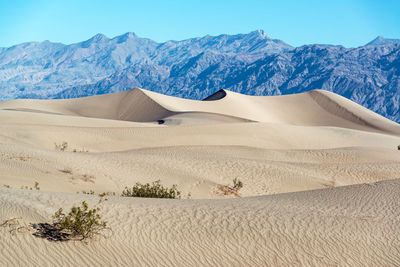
34 181 40 190
218 178 244 196
55 141 68 151
398 144 400 150
19 181 40 190
1 217 30 235
232 178 243 191
82 190 95 195
52 201 107 240
122 180 181 199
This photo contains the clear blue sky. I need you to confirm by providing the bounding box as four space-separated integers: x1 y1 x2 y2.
0 0 399 47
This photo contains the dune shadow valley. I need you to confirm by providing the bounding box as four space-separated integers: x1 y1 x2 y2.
1 87 400 266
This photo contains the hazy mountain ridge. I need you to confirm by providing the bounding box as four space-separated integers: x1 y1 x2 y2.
366 36 400 46
1 31 400 122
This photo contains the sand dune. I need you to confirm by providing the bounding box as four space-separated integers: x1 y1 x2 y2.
1 88 400 266
1 179 400 266
1 88 399 133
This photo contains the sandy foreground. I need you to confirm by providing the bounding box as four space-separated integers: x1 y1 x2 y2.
0 88 400 266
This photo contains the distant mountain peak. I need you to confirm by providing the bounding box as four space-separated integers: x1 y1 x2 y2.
119 32 137 39
251 29 268 38
114 32 138 43
124 32 136 37
93 33 109 41
366 36 400 46
79 33 109 48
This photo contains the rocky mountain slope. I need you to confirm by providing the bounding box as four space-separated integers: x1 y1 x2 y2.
0 30 399 122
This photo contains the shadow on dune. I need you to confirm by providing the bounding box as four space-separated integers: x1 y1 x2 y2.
31 223 70 242
202 89 227 101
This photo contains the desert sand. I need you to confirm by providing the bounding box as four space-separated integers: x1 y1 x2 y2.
0 88 400 266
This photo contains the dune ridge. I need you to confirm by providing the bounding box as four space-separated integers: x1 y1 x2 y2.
309 90 400 135
2 88 400 134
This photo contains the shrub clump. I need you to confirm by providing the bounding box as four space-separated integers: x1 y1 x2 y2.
398 144 400 150
34 181 40 190
55 141 68 151
218 178 244 197
52 201 107 240
82 190 95 195
122 180 181 199
232 178 243 191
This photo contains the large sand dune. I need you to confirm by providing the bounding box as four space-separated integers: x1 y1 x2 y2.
1 179 400 266
1 88 400 266
1 88 399 133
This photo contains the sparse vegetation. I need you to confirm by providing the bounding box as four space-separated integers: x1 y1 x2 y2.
1 201 108 242
122 180 181 199
54 141 89 153
232 178 243 192
218 178 244 197
18 182 40 190
34 181 40 190
73 148 89 153
54 141 68 151
1 217 31 235
80 174 94 183
3 184 10 188
98 192 116 197
52 201 107 240
82 190 95 195
398 144 400 150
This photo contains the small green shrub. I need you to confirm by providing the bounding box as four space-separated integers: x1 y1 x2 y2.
34 181 40 190
232 178 243 191
52 201 107 240
122 180 181 199
398 144 400 150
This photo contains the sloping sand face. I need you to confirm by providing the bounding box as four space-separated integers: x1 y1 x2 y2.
0 88 400 266
2 88 399 133
1 180 400 266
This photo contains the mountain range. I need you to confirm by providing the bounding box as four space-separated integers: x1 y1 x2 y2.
0 30 399 122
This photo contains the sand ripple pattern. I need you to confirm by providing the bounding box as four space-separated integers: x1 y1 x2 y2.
1 180 400 266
